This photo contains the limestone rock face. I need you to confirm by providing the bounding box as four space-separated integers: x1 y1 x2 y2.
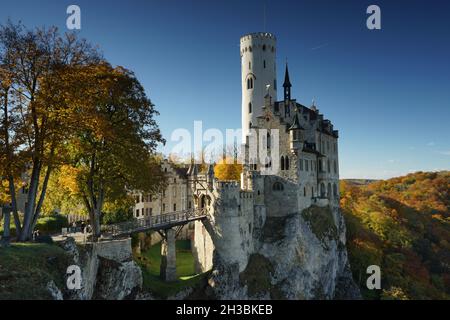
208 206 361 300
93 258 142 300
57 237 143 300
47 280 64 300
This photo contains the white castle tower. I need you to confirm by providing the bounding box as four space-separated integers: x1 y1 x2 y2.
240 32 277 139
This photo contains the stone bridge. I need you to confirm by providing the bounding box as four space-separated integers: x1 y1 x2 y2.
101 208 209 282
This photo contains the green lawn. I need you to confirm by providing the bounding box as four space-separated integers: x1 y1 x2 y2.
0 243 70 300
134 240 206 299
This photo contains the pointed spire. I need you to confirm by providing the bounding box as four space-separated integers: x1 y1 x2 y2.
283 62 292 88
283 62 292 101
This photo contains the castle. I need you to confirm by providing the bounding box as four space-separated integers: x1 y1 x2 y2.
134 32 341 277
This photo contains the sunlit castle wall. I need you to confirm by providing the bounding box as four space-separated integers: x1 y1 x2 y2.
240 32 277 139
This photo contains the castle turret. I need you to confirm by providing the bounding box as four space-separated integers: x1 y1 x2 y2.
289 111 304 152
240 32 277 139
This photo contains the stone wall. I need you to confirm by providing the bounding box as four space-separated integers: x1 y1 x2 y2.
192 220 214 273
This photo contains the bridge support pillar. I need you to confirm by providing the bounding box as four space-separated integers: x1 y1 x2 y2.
160 228 177 282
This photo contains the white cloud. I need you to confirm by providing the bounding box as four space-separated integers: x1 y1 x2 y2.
427 141 436 146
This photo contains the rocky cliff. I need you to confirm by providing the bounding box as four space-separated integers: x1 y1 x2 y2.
205 205 361 299
54 237 142 300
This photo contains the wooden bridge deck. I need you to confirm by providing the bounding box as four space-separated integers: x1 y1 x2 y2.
102 208 208 238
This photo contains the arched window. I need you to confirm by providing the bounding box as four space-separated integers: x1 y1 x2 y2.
264 156 272 168
285 156 290 170
333 183 338 199
312 186 314 197
280 156 285 170
249 61 251 70
263 60 266 68
249 122 252 129
267 132 271 149
273 182 284 191
262 44 266 51
248 102 252 113
304 187 306 197
320 183 326 197
247 77 254 90
334 160 337 174
327 183 332 199
328 160 331 173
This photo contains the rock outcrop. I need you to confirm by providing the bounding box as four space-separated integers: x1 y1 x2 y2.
54 237 143 300
205 205 361 300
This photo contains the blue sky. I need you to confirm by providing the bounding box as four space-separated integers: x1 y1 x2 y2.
2 0 449 179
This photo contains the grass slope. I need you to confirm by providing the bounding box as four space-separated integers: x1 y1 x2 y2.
0 243 70 300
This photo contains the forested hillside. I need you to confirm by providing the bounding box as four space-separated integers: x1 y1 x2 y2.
341 171 450 300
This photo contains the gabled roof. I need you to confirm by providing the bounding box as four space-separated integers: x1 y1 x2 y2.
289 112 304 130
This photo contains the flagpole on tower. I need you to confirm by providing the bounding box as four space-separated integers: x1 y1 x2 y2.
263 2 266 32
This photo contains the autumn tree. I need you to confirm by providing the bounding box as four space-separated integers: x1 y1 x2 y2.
64 63 166 241
0 21 100 241
214 156 242 181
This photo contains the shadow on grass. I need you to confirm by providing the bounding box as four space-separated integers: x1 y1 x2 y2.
133 240 207 299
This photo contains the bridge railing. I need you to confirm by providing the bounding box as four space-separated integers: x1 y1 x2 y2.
102 208 207 237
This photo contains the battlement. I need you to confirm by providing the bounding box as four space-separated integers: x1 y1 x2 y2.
240 32 276 42
214 180 240 190
239 191 253 199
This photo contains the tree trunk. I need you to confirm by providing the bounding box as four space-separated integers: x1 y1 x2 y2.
29 165 52 235
2 87 22 235
7 175 22 234
0 208 11 247
19 160 41 241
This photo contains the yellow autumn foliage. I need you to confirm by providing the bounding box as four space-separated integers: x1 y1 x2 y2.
214 157 242 181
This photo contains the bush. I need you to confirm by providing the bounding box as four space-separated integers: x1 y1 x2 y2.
35 234 54 244
35 214 69 235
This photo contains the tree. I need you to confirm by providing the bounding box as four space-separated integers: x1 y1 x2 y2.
214 156 242 181
65 63 166 241
0 21 100 241
41 165 86 217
